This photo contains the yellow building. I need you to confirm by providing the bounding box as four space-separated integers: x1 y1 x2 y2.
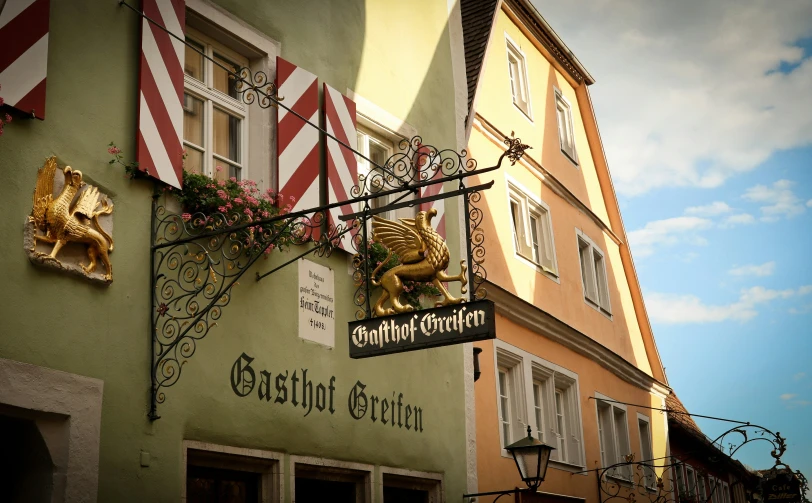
461 0 672 500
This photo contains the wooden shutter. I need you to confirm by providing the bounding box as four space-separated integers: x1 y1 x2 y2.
0 0 51 119
136 0 186 189
276 57 319 212
324 83 357 250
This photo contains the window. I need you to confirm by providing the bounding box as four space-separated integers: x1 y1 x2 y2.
596 396 632 480
496 350 525 448
555 89 577 163
674 461 687 497
357 127 396 220
577 231 611 314
495 341 584 468
380 467 443 503
506 38 531 117
686 466 698 500
638 415 655 489
184 441 281 503
721 482 731 503
183 27 250 181
698 475 708 503
292 457 373 503
508 182 557 275
710 477 722 503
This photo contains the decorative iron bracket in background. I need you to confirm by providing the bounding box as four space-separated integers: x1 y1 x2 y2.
592 422 808 503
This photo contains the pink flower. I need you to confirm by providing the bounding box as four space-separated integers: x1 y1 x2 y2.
233 197 243 205
277 193 284 202
230 177 237 182
289 195 297 203
215 165 223 173
4 113 12 123
107 146 121 155
216 190 227 199
244 208 253 216
284 204 292 211
261 211 270 218
226 203 233 209
181 213 192 222
218 206 227 213
217 180 226 187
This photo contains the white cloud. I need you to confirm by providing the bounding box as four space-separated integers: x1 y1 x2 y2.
628 216 713 257
532 0 812 196
728 261 776 277
721 213 756 227
646 285 803 324
743 179 807 219
807 199 812 208
794 372 807 381
780 393 797 400
685 201 733 216
798 285 812 295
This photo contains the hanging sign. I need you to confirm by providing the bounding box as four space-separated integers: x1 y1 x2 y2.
348 300 496 358
298 259 335 347
764 475 801 503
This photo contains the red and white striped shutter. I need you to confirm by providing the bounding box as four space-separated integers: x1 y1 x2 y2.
417 144 446 239
136 0 185 189
0 0 51 119
276 57 319 212
324 83 358 250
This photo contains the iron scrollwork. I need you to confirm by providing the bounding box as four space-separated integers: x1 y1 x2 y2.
149 197 351 419
595 423 807 503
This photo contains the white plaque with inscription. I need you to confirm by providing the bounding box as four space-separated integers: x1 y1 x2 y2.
298 258 336 348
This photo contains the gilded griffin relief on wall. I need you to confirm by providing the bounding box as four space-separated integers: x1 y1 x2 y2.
25 157 115 284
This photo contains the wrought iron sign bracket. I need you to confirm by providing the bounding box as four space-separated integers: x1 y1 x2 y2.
148 134 530 420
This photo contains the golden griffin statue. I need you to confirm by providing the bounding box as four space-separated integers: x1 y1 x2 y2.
370 208 467 316
29 157 114 281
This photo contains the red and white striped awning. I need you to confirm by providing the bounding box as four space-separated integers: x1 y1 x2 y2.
0 0 51 119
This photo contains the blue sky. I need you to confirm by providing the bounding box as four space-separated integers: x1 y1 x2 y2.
534 0 812 484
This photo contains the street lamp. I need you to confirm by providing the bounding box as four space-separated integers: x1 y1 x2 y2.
505 425 556 491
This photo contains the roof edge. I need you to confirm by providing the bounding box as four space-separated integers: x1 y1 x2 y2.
506 0 595 85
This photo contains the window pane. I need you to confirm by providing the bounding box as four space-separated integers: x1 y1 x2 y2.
498 370 510 445
594 250 609 311
510 200 522 250
184 38 205 82
533 383 544 441
555 389 567 461
529 214 541 264
213 159 241 182
213 108 241 163
579 239 597 302
613 408 630 478
184 146 204 175
183 94 205 147
508 55 518 101
213 53 240 98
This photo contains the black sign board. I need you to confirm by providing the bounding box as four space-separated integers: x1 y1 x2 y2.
764 475 802 503
348 300 496 358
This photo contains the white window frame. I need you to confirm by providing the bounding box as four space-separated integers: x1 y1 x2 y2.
349 90 418 223
637 413 656 490
595 392 632 481
505 34 532 120
185 0 280 189
506 176 558 278
184 27 250 181
686 466 698 501
554 88 578 164
495 348 526 450
576 229 612 316
494 340 586 469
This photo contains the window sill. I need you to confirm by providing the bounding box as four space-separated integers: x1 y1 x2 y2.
514 252 560 284
584 297 612 320
513 101 534 124
606 474 634 487
548 459 587 475
560 148 579 167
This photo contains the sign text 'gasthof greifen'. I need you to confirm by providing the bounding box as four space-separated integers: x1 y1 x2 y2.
348 300 495 358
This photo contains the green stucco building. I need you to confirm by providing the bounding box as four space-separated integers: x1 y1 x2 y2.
0 0 478 501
